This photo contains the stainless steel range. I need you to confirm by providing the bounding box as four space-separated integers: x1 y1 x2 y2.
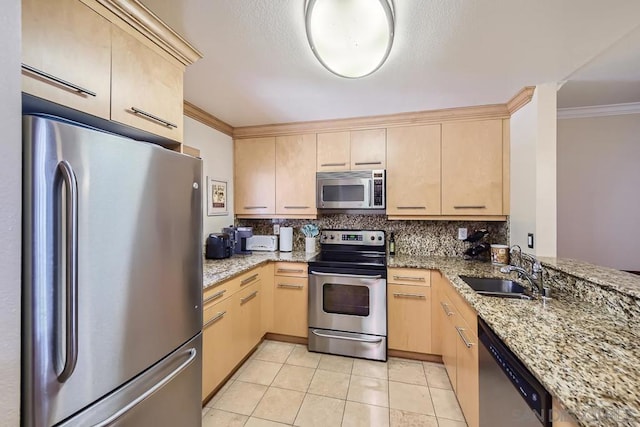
307 230 387 361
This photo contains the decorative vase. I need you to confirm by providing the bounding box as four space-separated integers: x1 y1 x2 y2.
305 237 317 253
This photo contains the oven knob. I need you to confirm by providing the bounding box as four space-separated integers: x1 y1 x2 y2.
330 235 335 240
378 236 383 240
370 236 375 241
322 235 327 240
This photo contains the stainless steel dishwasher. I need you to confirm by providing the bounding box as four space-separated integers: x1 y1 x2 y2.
478 318 552 427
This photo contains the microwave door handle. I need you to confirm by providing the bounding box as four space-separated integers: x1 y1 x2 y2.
363 179 372 208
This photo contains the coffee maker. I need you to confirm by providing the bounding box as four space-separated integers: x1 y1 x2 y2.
222 226 253 255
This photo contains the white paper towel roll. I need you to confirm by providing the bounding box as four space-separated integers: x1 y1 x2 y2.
279 227 293 252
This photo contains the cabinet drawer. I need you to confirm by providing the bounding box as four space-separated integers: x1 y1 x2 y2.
442 278 477 336
202 296 233 401
388 284 431 353
388 268 431 286
22 0 111 119
203 267 262 314
273 276 308 338
274 262 308 277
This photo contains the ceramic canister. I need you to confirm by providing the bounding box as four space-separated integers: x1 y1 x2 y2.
490 244 510 265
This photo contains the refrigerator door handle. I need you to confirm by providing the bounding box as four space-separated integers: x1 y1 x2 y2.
91 347 197 427
58 160 79 383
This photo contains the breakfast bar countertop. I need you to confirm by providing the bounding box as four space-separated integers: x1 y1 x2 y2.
203 251 314 291
389 255 640 427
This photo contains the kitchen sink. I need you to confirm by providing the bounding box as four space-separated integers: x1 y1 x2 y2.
459 276 533 300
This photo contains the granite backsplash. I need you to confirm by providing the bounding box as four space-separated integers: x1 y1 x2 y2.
238 214 509 257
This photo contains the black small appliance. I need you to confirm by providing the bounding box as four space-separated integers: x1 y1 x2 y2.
205 233 232 259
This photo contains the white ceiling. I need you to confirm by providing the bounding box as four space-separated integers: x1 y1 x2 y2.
142 0 640 127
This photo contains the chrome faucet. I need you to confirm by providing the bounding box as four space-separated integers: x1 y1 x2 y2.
503 246 550 298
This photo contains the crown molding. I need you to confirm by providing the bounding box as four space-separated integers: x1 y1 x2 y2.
557 102 640 119
92 0 203 66
184 101 234 136
507 86 536 114
232 104 510 139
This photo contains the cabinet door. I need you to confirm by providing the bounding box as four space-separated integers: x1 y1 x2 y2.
22 0 111 119
386 125 441 215
234 282 262 359
273 276 308 338
440 295 458 392
350 129 386 170
317 132 350 171
455 318 479 427
275 134 317 216
235 137 276 215
260 263 275 336
202 296 234 401
111 26 184 142
442 120 503 215
388 284 431 353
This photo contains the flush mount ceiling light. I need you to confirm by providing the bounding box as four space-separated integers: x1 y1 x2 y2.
305 0 395 79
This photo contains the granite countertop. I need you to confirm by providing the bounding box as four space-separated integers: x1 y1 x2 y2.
389 255 640 427
202 252 640 426
203 251 315 290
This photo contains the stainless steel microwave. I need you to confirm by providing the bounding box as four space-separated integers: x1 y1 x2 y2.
316 170 385 210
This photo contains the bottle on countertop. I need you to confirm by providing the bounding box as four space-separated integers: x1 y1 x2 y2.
389 232 396 256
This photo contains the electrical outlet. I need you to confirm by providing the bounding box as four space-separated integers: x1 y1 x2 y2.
458 228 468 240
527 233 534 249
274 224 280 235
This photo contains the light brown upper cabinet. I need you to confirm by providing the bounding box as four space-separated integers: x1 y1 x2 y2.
316 129 386 172
111 26 184 142
442 120 504 215
234 137 276 216
317 131 350 171
386 125 441 216
22 0 111 119
276 134 317 216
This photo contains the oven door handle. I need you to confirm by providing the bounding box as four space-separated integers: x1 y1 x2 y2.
311 330 384 344
310 271 382 280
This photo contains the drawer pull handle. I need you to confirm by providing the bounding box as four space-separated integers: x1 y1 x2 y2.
455 326 475 348
321 162 347 167
277 284 304 290
131 107 177 129
354 161 382 166
396 206 426 210
204 311 226 328
440 302 454 316
22 63 97 97
284 206 310 209
277 268 305 274
240 291 259 304
393 275 425 282
240 273 259 286
393 292 426 299
244 206 267 209
203 289 226 304
453 205 486 209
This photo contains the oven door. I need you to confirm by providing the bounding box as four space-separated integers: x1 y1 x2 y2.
308 269 386 336
317 177 372 209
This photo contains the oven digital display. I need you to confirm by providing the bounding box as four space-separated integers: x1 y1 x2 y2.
341 234 363 241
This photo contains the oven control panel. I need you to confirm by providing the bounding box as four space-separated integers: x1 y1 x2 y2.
320 230 385 246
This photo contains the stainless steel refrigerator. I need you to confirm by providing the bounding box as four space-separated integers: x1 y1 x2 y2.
22 115 203 426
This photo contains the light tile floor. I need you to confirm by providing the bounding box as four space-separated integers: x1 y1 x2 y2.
202 340 468 427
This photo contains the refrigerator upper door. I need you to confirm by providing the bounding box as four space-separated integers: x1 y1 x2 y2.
23 115 203 427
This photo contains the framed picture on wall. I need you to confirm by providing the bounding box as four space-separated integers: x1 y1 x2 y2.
207 177 228 216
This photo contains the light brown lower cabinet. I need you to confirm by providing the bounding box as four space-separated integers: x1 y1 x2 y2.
437 275 479 427
387 282 432 354
272 275 308 338
552 398 580 427
201 295 234 401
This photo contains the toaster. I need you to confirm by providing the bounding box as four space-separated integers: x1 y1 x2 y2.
205 233 232 259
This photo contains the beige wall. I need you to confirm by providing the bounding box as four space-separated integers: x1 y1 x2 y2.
557 113 640 270
509 83 557 257
0 0 22 425
183 117 235 242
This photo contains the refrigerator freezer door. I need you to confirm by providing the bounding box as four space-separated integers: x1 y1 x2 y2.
58 333 202 427
23 115 203 426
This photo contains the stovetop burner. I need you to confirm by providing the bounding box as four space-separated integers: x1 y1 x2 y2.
308 229 386 271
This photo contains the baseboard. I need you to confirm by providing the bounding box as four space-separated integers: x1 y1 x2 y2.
388 349 443 363
264 333 308 345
